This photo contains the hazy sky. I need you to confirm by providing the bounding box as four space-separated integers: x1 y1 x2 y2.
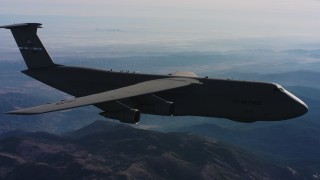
2 0 320 17
2 0 320 42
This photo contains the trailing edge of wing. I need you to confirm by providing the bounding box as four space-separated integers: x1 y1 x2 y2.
6 77 201 115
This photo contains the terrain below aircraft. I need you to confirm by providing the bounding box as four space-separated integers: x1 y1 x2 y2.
1 23 308 124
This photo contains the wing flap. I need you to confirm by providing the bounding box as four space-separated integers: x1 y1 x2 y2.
7 77 201 115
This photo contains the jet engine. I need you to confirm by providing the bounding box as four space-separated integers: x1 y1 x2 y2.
100 108 140 124
139 101 174 116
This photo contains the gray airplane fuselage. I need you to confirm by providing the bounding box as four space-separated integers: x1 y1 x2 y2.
23 65 308 122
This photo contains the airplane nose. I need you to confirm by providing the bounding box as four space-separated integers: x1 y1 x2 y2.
283 89 308 118
292 100 308 117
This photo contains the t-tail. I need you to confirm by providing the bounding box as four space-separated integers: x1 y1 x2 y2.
0 23 56 69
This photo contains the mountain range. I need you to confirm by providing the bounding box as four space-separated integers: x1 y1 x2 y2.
0 120 309 180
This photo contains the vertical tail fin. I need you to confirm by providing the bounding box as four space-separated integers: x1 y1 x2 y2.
0 23 56 69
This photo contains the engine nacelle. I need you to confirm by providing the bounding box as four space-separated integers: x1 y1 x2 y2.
100 108 140 124
139 102 174 116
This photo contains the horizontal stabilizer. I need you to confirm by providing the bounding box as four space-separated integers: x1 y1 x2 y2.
7 77 202 115
0 23 42 29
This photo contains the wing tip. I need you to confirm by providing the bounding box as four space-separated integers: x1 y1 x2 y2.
5 110 36 115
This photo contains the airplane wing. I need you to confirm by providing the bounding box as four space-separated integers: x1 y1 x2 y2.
6 77 201 115
172 71 198 77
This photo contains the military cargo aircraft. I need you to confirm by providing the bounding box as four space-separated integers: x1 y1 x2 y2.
0 23 308 124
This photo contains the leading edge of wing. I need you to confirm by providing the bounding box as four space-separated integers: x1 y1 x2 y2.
6 77 202 115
